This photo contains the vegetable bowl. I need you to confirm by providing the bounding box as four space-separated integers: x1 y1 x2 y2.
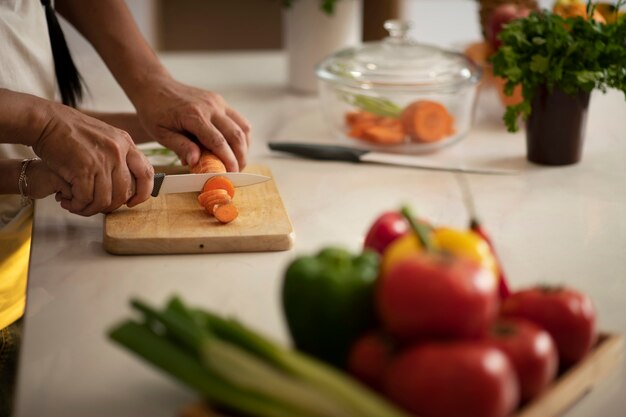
316 20 482 154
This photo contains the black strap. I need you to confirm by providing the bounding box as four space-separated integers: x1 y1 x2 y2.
41 0 83 107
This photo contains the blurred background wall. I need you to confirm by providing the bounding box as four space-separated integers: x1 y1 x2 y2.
62 0 556 53
60 0 556 68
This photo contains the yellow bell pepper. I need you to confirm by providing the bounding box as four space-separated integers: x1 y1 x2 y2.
380 227 499 280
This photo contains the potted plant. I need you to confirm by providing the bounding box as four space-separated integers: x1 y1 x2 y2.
491 1 626 165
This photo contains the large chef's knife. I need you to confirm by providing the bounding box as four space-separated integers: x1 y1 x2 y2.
151 172 270 197
268 142 518 175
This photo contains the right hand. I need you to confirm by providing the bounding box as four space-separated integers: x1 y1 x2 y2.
33 103 154 216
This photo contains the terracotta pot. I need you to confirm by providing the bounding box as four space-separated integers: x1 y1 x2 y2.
525 85 591 166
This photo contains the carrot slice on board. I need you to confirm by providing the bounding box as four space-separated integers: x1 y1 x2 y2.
213 203 239 224
189 151 227 174
204 196 232 213
198 189 229 207
401 100 454 143
202 175 236 198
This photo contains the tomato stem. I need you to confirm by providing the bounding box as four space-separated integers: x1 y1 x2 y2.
400 206 435 253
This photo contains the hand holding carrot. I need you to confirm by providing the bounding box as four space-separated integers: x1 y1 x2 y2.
131 75 251 172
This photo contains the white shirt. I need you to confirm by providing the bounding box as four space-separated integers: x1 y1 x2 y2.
0 0 56 226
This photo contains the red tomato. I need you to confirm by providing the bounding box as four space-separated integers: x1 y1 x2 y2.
363 211 409 254
501 286 597 366
377 253 499 340
485 318 558 402
384 341 519 417
347 331 394 391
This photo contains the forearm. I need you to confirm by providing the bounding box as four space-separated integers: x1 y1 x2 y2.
0 160 22 195
80 111 153 144
55 0 171 107
0 89 51 147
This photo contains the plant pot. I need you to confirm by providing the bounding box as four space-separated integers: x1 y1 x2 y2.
283 0 362 94
525 85 591 166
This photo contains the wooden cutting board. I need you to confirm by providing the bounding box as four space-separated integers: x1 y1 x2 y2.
103 165 294 255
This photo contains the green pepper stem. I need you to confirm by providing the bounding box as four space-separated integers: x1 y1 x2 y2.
400 206 435 253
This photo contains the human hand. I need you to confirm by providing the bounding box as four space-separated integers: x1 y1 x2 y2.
33 103 154 216
132 76 251 171
26 159 72 201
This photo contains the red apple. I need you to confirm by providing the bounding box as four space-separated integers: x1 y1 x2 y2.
487 4 532 50
363 211 409 255
377 253 499 341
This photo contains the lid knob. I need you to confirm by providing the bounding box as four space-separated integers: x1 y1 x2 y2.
383 20 413 42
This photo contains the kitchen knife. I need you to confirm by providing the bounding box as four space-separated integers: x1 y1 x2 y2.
268 142 518 175
151 172 270 197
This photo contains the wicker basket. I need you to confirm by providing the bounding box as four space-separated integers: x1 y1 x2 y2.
478 0 539 38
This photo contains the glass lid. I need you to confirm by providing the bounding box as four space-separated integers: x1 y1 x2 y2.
316 20 480 92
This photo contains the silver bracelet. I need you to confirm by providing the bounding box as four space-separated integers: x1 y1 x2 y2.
18 158 39 207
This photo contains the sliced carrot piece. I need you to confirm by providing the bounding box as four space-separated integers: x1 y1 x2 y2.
198 189 228 207
345 110 407 144
401 100 454 143
204 196 232 213
190 150 227 174
202 175 235 198
191 156 240 221
213 203 239 224
346 111 380 127
361 120 405 145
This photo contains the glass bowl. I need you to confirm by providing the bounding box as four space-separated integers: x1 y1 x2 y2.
316 20 482 154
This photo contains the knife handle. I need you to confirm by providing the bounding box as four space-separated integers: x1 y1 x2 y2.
151 173 166 197
268 142 367 163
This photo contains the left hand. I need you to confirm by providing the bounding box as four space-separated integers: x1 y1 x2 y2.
133 76 251 172
27 159 72 201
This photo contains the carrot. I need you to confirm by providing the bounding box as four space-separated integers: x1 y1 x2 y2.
401 100 454 143
202 175 235 198
204 195 232 213
189 150 226 174
191 154 240 222
361 123 405 145
345 111 380 126
213 203 239 224
198 189 229 207
346 110 406 145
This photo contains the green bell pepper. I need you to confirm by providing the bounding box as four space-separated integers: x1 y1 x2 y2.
282 247 379 369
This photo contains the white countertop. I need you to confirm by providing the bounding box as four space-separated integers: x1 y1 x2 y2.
13 50 626 417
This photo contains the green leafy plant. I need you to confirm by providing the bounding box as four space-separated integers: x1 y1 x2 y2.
282 0 341 15
491 1 626 132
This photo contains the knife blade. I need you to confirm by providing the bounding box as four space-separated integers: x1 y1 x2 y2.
151 172 270 197
268 142 518 175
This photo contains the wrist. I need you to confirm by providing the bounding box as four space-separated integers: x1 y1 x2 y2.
123 67 173 109
0 160 22 195
18 158 39 206
0 89 55 147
